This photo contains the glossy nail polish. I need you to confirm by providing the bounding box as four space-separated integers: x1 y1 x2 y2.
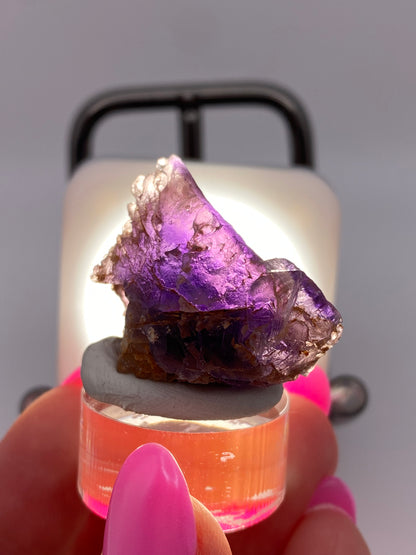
60 367 82 387
283 366 331 415
103 443 196 555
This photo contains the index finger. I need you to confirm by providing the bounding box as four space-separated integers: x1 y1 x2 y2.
0 384 105 555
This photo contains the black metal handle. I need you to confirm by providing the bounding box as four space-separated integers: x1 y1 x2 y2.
69 81 314 174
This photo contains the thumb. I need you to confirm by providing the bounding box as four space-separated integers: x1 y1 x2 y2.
191 497 232 555
103 443 231 555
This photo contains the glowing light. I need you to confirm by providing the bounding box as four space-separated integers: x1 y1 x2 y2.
83 223 126 343
207 194 302 265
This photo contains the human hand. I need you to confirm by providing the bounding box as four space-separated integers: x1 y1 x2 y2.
0 373 370 554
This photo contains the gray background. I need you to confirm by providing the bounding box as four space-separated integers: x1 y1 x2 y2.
1 1 415 553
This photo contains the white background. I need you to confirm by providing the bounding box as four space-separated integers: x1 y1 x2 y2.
1 1 415 552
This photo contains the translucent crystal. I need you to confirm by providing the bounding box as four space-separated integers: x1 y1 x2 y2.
93 155 342 386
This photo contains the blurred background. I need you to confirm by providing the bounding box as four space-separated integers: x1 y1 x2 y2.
1 1 414 552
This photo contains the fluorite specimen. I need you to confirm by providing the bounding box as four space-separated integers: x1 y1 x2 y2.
93 155 342 386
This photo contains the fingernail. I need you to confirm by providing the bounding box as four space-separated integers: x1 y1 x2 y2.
283 365 331 415
60 367 82 387
307 475 356 523
103 443 196 555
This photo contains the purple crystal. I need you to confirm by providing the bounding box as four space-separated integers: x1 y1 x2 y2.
93 155 342 386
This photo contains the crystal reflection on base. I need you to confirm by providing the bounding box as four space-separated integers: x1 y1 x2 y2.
78 388 289 532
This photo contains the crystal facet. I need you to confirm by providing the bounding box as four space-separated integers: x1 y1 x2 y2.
93 155 342 386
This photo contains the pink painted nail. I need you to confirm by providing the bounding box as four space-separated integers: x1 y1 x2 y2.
307 475 356 523
283 365 331 415
103 443 196 555
60 367 82 387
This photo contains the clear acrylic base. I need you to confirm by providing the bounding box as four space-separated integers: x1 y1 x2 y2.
78 388 289 532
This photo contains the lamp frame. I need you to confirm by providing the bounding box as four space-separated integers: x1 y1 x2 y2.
69 81 314 174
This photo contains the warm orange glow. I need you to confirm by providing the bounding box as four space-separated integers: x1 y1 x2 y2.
78 389 289 531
